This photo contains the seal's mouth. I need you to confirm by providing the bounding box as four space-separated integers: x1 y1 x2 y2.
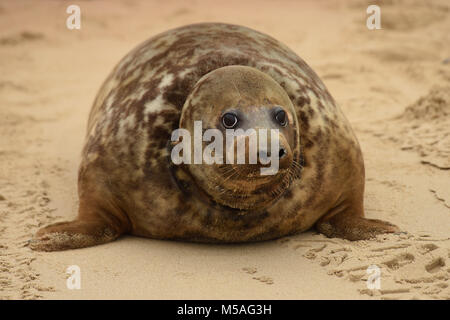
217 163 283 181
210 159 302 211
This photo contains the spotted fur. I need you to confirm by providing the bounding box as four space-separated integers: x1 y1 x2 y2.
31 23 398 251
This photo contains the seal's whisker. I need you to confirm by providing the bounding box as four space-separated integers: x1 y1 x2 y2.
219 167 243 191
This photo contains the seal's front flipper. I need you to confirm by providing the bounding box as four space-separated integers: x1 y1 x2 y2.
315 210 399 241
30 219 124 251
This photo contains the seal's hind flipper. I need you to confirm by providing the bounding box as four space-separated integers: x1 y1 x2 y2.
30 219 124 251
315 212 399 241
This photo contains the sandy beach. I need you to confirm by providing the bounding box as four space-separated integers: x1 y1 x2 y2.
0 0 449 299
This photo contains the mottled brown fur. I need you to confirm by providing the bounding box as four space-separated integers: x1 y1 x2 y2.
31 23 398 251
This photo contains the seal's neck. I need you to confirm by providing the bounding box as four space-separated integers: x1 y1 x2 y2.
170 161 299 212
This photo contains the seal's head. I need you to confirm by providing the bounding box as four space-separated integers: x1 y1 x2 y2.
176 65 301 211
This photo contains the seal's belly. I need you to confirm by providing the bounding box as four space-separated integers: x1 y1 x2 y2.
128 196 321 243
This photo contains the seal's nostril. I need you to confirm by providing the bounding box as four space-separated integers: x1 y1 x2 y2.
279 148 286 159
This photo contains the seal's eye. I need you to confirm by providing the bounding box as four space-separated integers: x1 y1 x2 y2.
275 110 287 127
222 113 238 129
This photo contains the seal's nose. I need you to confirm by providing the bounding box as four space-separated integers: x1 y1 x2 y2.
278 144 292 170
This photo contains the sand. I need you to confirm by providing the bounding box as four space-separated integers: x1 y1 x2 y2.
0 0 449 300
